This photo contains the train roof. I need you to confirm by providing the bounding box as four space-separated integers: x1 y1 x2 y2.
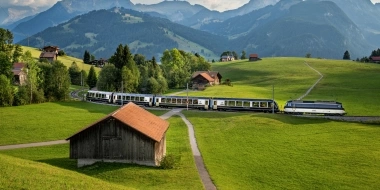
155 95 210 99
212 97 275 101
286 100 342 104
87 90 113 94
113 92 154 96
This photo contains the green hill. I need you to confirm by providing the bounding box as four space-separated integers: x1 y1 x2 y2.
0 154 131 190
183 57 380 116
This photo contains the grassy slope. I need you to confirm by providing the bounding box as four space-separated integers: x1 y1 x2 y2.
179 58 380 115
0 116 203 190
184 111 380 189
0 154 131 190
22 46 101 72
0 101 168 145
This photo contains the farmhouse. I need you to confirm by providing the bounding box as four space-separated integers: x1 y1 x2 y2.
39 45 59 62
221 55 234 62
191 71 222 90
12 62 27 85
370 56 380 63
66 102 169 167
249 54 261 61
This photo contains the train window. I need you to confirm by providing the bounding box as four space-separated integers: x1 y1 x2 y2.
205 101 208 105
253 102 259 107
140 97 144 101
236 101 242 106
161 98 165 103
182 99 187 104
126 96 131 101
228 101 235 106
269 102 273 108
171 99 176 103
214 101 217 105
260 102 268 107
193 99 198 104
243 102 250 107
117 95 121 100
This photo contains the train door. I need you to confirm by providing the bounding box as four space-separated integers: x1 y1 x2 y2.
213 100 217 110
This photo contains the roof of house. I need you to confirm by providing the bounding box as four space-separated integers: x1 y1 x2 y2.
197 73 215 82
371 56 380 61
66 102 169 142
13 62 25 70
39 52 57 58
249 54 258 58
12 70 25 75
191 71 221 79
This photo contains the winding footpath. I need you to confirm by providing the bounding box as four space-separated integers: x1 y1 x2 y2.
0 108 216 190
297 61 324 100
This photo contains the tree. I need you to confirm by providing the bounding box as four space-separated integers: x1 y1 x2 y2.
109 44 140 92
97 64 117 91
0 28 14 80
343 50 351 60
241 50 246 60
161 48 188 88
12 44 23 63
68 62 81 85
49 61 71 101
87 66 97 89
22 50 44 104
232 51 238 60
83 50 90 64
305 53 312 58
0 74 14 106
0 51 13 79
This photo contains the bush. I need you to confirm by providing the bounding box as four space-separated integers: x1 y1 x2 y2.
159 154 179 169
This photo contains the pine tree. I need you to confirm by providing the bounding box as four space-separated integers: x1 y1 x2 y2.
87 66 97 89
343 50 351 60
83 50 90 64
241 50 246 60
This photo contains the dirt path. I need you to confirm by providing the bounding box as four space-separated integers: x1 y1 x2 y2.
297 61 324 100
0 108 217 190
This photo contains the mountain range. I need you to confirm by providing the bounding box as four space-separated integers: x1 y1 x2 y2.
3 0 380 60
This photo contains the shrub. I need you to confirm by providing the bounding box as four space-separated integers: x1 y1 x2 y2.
159 154 180 169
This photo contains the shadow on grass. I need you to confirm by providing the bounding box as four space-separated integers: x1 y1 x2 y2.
254 113 330 125
38 157 161 175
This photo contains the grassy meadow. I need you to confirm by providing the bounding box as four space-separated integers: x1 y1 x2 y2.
179 57 380 116
0 116 203 190
183 111 380 189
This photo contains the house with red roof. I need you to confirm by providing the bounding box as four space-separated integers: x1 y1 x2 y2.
12 62 27 85
39 46 59 62
191 71 222 90
370 56 380 63
66 102 170 167
249 54 261 61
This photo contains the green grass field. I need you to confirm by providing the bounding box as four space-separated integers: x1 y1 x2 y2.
0 101 168 145
179 58 380 116
183 111 380 189
0 116 203 190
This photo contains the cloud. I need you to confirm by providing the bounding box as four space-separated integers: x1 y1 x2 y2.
0 0 59 8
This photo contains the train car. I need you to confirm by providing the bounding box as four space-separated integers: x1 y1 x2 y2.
211 97 280 112
112 93 154 106
86 90 113 103
283 100 346 116
154 95 210 110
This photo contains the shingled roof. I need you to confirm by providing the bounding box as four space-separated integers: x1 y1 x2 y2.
67 102 169 142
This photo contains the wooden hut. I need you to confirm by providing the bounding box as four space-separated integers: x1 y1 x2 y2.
66 102 169 167
191 71 222 90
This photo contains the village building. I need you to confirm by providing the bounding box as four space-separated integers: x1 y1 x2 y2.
12 62 27 85
221 55 235 62
191 71 222 90
66 102 170 167
370 56 380 63
249 54 261 61
39 46 59 62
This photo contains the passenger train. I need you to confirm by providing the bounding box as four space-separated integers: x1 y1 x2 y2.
86 90 280 112
86 90 346 116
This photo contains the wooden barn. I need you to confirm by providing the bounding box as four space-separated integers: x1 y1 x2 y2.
249 54 261 61
66 102 169 167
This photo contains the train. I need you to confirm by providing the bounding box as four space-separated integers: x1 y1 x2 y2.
86 90 346 116
86 90 280 113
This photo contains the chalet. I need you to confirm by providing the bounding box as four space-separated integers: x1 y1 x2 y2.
221 55 234 62
370 56 380 63
249 54 261 61
66 102 170 167
191 71 222 90
12 63 27 85
39 46 59 62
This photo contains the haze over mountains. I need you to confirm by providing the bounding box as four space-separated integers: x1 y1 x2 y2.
2 0 380 60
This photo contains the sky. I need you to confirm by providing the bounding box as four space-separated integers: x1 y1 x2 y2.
1 0 380 12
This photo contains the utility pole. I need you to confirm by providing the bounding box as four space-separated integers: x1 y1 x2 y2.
187 83 189 110
272 85 274 114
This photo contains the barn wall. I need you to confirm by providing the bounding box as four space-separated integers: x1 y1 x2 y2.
69 118 159 166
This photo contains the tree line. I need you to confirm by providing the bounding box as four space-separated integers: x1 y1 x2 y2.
90 44 211 94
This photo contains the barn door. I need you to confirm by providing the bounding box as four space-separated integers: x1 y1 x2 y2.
102 137 122 159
